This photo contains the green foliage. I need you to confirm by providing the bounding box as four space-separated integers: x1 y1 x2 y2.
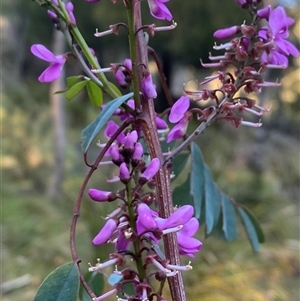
172 142 264 251
86 81 103 107
81 92 133 152
79 272 105 301
33 263 79 301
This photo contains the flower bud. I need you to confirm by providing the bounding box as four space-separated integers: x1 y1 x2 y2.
257 5 271 19
93 219 118 246
119 162 131 184
213 26 240 40
89 189 117 202
131 142 143 167
110 144 123 166
139 158 160 185
142 74 157 99
123 130 138 154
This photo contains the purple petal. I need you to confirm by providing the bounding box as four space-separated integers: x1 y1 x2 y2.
177 234 202 256
31 44 58 62
169 96 190 123
137 203 157 229
116 230 130 251
213 26 240 40
142 74 157 99
179 217 199 237
166 117 189 143
269 7 288 37
132 142 144 161
140 158 160 182
119 162 131 183
147 0 172 21
89 189 112 202
155 116 168 129
162 205 194 229
38 62 63 83
93 219 118 246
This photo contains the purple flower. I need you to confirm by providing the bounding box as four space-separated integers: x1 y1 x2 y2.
147 0 172 21
142 74 157 99
132 142 143 161
119 162 131 184
137 203 157 229
162 205 194 229
124 130 138 152
48 1 76 24
139 158 160 184
260 6 299 67
65 2 76 24
169 96 190 123
257 5 271 19
214 26 240 40
31 44 66 83
114 59 132 88
104 120 125 144
93 219 118 246
167 116 189 143
177 217 202 257
89 189 116 202
110 144 123 165
86 0 101 2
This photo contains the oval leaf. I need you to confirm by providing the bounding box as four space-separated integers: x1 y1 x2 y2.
238 207 262 252
107 82 122 97
81 92 134 152
86 81 103 107
190 142 205 218
65 80 88 101
204 164 221 234
34 262 79 301
221 194 238 241
67 76 82 88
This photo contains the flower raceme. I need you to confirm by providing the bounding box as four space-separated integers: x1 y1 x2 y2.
31 44 67 83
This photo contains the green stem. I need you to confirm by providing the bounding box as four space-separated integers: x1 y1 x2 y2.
70 27 118 98
126 180 146 280
127 0 142 109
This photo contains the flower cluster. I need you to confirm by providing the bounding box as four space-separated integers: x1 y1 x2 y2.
88 121 201 300
166 4 299 142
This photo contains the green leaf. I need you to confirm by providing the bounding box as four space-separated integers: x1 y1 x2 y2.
206 211 226 240
81 92 134 152
107 82 122 97
171 152 190 183
34 262 79 301
80 272 104 301
190 142 205 218
65 80 88 100
86 81 103 107
238 207 264 252
221 194 238 241
204 164 221 234
172 173 193 207
67 76 82 87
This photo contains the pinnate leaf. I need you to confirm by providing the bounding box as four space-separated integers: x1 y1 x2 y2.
33 262 79 301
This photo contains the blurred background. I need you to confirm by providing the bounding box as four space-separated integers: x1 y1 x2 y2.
1 0 299 300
